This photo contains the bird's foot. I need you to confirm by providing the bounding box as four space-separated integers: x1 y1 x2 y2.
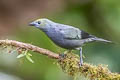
59 50 72 59
59 53 66 58
79 59 83 67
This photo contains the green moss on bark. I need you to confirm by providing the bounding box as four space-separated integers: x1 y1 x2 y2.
58 53 120 80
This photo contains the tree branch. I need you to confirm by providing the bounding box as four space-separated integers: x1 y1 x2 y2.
58 53 120 80
0 40 120 80
0 40 59 59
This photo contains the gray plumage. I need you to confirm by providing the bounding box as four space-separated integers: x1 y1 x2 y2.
29 18 111 66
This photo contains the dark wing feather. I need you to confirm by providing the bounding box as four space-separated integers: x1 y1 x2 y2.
57 24 94 40
81 30 94 39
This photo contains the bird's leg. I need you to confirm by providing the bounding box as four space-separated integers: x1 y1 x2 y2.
79 47 83 66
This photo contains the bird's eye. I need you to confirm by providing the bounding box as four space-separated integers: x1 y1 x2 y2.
38 21 41 24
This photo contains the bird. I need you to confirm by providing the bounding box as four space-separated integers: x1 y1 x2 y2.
29 18 112 66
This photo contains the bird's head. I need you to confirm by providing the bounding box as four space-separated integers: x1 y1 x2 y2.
29 18 54 29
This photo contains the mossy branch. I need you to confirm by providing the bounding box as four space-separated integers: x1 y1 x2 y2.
58 53 120 80
0 40 120 80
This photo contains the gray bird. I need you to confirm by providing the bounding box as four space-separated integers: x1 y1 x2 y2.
29 18 111 66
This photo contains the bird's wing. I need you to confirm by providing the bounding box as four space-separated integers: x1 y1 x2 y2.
61 27 81 40
57 24 94 40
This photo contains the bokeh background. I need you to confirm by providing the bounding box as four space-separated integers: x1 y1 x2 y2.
0 0 120 80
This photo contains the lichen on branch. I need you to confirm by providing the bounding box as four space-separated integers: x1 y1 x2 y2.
0 39 120 80
58 53 120 80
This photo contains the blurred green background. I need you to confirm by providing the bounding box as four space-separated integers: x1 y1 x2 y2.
0 0 120 80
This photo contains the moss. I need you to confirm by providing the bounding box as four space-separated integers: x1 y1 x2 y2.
58 53 80 76
58 52 120 80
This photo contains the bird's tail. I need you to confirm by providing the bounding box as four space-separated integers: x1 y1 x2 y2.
93 37 112 43
82 37 112 43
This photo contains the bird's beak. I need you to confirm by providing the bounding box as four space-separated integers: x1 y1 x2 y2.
29 22 36 26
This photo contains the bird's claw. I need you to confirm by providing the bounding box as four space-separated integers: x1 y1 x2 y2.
79 60 83 67
59 53 66 58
